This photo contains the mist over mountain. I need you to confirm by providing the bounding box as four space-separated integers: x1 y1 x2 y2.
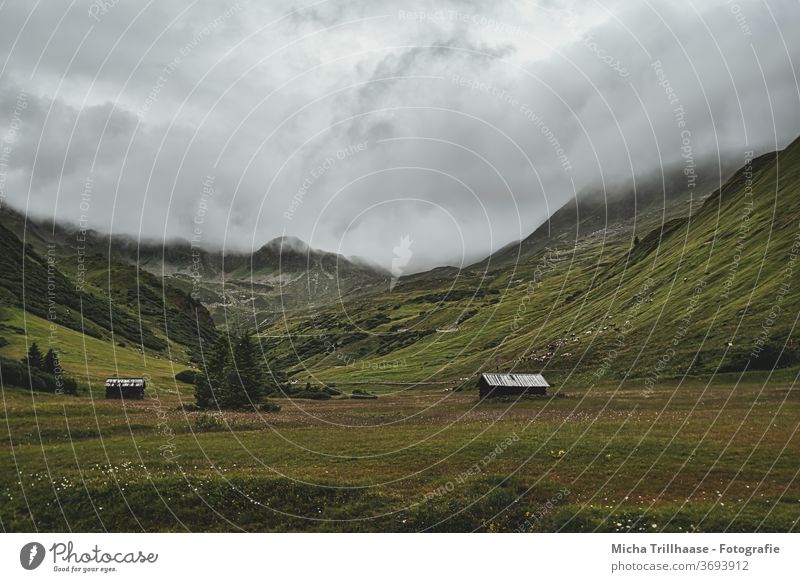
0 1 798 272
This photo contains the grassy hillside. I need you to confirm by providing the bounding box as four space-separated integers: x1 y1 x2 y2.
80 255 217 352
0 222 166 350
0 306 192 395
0 221 217 364
259 138 800 388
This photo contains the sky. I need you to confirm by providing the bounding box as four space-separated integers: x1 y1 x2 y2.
0 0 798 273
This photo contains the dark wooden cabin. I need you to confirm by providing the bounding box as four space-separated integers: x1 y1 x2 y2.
478 373 550 399
104 378 146 399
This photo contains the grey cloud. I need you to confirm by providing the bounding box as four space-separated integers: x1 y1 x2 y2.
0 0 798 272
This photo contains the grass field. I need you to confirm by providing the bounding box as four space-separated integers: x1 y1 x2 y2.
1 369 798 532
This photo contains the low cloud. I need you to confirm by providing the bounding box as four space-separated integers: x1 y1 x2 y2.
1 0 798 272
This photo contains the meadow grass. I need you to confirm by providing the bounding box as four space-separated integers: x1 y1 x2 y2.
1 372 797 532
0 307 191 396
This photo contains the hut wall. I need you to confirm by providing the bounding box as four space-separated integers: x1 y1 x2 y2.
478 380 547 399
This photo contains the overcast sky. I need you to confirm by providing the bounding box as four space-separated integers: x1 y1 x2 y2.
0 0 798 272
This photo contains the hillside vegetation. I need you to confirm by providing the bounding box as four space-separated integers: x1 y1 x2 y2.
259 138 800 388
0 221 217 364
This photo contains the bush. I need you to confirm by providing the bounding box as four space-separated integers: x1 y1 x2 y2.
60 377 79 395
175 369 197 384
258 401 281 413
721 345 800 372
0 357 79 395
292 390 331 400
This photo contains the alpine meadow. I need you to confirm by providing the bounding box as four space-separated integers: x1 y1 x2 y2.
0 0 799 539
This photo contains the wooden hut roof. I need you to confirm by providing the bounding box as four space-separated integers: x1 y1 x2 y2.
104 378 146 387
479 373 550 388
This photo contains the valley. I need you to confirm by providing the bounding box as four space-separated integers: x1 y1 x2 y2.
1 137 799 532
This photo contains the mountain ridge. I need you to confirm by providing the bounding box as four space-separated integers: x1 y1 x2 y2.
256 136 800 384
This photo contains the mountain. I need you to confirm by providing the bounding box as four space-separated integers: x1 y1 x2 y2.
480 158 731 271
258 138 800 385
0 220 217 355
3 137 799 388
0 209 391 325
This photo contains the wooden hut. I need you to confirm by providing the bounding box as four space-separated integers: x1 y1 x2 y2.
104 378 146 400
477 373 550 399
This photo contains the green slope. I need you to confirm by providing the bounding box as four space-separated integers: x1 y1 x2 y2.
0 221 217 357
259 138 800 387
0 306 191 393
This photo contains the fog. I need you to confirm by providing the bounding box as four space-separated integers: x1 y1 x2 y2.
1 0 798 272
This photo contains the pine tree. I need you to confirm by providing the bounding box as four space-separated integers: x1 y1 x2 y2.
194 367 213 409
195 333 268 410
42 348 61 376
260 337 287 394
23 342 43 370
217 333 264 409
217 361 244 410
194 335 232 409
234 333 264 404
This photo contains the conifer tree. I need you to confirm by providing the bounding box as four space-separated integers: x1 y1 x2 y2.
42 348 60 376
195 335 232 408
217 333 264 409
23 342 43 370
233 333 264 404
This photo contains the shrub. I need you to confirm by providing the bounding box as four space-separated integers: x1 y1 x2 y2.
0 357 79 395
60 377 79 395
721 345 800 372
292 390 331 400
175 369 196 384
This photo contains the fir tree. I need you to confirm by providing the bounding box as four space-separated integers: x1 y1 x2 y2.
194 335 232 409
217 333 264 409
233 333 264 404
195 333 268 410
23 342 43 370
217 361 243 409
42 348 61 376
